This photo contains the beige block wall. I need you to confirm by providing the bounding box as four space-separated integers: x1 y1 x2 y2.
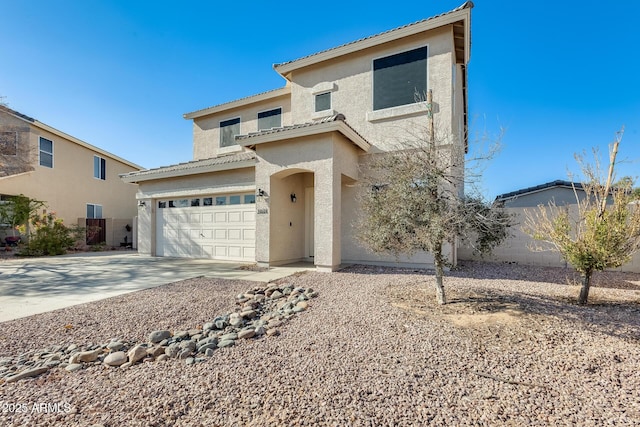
192 93 291 160
0 122 139 231
458 207 640 273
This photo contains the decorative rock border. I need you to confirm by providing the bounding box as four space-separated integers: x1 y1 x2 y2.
0 283 317 383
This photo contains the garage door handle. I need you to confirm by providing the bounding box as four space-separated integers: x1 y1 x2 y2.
200 233 205 238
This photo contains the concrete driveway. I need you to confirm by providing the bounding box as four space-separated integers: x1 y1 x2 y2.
0 252 312 322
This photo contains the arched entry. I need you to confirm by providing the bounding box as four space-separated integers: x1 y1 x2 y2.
268 169 314 265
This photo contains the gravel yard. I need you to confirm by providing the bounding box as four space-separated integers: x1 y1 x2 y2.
0 261 639 426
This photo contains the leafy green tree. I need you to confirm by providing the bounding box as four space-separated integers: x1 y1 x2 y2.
524 128 640 304
0 194 45 239
356 91 512 304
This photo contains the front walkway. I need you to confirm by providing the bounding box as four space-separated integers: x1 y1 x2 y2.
0 252 314 322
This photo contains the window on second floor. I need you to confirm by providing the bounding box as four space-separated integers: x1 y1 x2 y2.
94 155 106 180
315 92 331 112
257 108 282 130
373 46 428 111
220 117 241 148
39 137 53 168
87 203 103 219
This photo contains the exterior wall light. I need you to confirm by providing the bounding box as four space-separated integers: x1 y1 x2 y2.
138 201 146 207
257 189 265 197
290 193 297 203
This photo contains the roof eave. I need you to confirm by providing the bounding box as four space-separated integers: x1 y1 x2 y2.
238 121 371 152
183 86 291 120
0 107 144 171
274 6 472 77
120 158 256 183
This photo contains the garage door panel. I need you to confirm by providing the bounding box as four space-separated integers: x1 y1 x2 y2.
157 203 255 261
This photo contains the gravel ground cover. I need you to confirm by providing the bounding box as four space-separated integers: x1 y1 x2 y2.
0 261 639 426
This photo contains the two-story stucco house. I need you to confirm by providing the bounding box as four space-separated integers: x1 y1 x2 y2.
122 2 473 271
0 106 142 246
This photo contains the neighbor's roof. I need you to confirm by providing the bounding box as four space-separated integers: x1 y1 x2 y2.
236 113 371 152
495 180 585 201
119 151 256 183
0 105 143 171
274 1 473 76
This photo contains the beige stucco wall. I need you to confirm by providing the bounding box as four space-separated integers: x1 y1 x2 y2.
287 26 457 153
458 206 640 273
254 133 362 270
0 112 33 177
192 93 291 160
0 119 139 230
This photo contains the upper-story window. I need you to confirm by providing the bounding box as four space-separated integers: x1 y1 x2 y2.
39 137 53 168
220 117 241 148
94 155 106 180
315 92 331 112
373 46 428 111
257 108 282 130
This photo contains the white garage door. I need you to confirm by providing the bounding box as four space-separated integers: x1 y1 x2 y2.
156 195 256 261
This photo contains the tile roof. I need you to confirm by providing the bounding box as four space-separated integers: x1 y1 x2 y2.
120 151 256 179
236 113 369 144
0 105 35 122
274 1 474 70
495 180 585 201
183 87 288 119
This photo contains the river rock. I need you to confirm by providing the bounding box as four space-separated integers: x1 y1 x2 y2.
104 352 127 367
127 345 147 364
149 330 171 344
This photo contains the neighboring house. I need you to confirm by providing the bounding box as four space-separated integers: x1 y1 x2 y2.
121 2 473 270
459 179 634 270
495 180 587 207
0 106 142 246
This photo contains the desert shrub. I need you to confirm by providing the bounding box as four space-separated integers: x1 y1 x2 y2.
19 211 85 256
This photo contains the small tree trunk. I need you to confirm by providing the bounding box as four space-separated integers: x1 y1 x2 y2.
578 270 592 305
434 248 446 305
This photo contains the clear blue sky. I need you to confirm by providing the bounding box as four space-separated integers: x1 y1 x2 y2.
1 1 639 200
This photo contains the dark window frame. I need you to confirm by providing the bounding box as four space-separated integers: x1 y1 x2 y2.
39 136 53 168
257 108 282 130
220 117 241 148
373 46 428 111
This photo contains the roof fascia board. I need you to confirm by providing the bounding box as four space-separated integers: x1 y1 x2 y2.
120 158 256 183
275 9 471 77
238 121 370 152
183 86 291 120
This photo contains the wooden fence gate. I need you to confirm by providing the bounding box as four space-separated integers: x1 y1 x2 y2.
86 218 106 245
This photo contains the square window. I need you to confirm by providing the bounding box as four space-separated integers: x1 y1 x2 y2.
373 46 428 111
86 204 103 219
203 197 213 206
229 195 241 205
94 155 106 180
169 200 176 208
220 117 241 148
216 196 226 206
177 199 189 207
191 198 200 207
244 194 256 204
258 108 282 130
315 92 331 112
39 137 53 168
158 201 166 209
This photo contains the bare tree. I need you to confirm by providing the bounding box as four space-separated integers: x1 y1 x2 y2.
524 128 640 304
356 91 512 304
